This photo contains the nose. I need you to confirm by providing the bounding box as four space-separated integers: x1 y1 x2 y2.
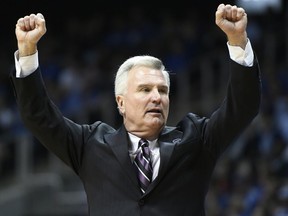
151 89 161 103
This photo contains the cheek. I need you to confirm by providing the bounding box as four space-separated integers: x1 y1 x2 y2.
163 97 169 108
163 98 170 116
126 98 143 112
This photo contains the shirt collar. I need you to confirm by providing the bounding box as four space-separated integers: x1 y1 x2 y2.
128 132 158 152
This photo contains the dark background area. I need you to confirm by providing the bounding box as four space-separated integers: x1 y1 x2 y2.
1 0 288 215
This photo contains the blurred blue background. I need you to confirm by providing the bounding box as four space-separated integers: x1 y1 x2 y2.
1 0 288 215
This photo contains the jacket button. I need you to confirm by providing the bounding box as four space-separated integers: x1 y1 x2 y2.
138 199 145 206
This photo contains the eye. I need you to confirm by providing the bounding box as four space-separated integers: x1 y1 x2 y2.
140 87 151 93
159 87 168 94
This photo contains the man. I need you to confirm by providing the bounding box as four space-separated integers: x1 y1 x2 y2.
10 3 261 216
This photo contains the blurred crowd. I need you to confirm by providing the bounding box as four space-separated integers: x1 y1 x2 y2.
1 1 288 215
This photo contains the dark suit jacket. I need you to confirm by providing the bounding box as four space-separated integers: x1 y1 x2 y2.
10 58 261 216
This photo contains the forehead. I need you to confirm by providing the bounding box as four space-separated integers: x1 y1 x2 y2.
128 66 166 83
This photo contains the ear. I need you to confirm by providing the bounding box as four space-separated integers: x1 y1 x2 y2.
116 95 125 115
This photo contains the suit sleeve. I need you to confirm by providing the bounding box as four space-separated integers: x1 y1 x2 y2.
200 54 261 158
9 68 87 174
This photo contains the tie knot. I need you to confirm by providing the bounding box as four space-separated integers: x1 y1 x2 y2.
139 139 149 148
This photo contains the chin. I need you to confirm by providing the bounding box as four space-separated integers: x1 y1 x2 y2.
149 120 165 129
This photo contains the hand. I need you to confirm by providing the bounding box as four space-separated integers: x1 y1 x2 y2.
15 13 46 57
215 4 247 49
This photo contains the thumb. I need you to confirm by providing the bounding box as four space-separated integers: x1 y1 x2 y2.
215 4 225 26
35 13 47 35
36 13 45 20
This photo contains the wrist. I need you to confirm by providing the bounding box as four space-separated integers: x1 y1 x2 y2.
17 42 37 57
227 32 247 50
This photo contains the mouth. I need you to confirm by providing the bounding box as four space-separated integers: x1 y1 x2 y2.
146 108 162 115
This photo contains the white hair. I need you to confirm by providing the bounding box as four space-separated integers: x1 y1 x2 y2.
114 55 170 96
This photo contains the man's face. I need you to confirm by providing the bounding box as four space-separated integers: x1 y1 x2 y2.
117 66 169 140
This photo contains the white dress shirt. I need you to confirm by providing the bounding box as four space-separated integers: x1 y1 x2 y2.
128 132 160 181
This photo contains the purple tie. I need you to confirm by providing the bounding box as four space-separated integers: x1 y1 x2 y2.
134 139 153 194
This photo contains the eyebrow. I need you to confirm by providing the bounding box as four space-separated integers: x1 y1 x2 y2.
137 84 168 89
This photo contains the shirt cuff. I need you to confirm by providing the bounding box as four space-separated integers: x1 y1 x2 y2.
15 50 39 78
227 38 254 67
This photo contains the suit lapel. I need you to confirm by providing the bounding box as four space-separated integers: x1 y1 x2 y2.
149 127 183 187
104 125 139 188
104 125 184 196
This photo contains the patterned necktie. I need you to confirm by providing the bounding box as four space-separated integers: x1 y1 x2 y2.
134 139 153 194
